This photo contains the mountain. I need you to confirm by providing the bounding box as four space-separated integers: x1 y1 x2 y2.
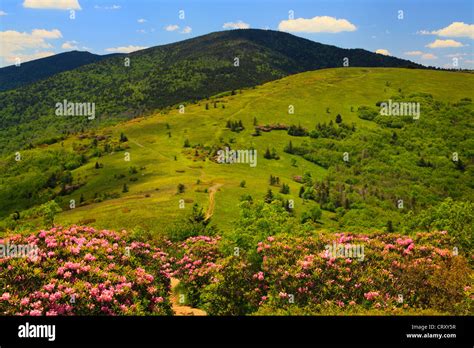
0 51 122 92
0 29 423 154
0 68 471 232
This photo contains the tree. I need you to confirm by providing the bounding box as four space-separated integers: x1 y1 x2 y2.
205 103 209 110
253 117 258 126
284 140 294 154
122 183 129 193
177 183 185 194
240 180 246 188
300 206 322 223
335 114 342 124
386 220 394 232
95 161 100 169
299 186 305 198
264 147 272 159
184 139 191 148
280 183 290 194
80 193 85 203
119 132 128 142
264 189 274 203
39 200 62 228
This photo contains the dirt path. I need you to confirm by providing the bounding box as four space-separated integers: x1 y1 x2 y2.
204 183 223 220
170 277 206 316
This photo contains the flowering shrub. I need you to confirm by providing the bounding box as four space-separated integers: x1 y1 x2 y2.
170 236 222 307
172 231 472 315
254 231 471 315
0 226 173 315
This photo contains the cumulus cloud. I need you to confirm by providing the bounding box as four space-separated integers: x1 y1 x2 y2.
421 53 437 60
375 49 390 56
165 24 179 32
62 40 78 49
426 39 464 48
0 10 7 16
137 18 147 23
0 29 62 64
278 16 356 33
105 45 148 53
32 29 62 39
223 20 250 30
23 0 81 10
404 51 423 56
432 22 474 39
180 26 192 34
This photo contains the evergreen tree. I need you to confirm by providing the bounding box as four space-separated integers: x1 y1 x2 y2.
264 189 274 203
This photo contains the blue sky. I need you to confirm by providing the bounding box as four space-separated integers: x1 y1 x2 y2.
0 0 473 68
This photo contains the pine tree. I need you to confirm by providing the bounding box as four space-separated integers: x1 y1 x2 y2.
335 114 342 124
264 147 272 159
122 183 129 193
264 189 274 203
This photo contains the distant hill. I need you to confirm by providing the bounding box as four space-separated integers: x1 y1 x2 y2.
0 29 423 153
0 51 122 91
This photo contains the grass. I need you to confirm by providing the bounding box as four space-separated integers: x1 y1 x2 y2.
7 67 473 235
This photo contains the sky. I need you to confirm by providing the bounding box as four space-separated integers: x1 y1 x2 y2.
0 0 473 68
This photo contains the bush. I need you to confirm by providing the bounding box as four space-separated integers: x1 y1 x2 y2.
0 226 173 315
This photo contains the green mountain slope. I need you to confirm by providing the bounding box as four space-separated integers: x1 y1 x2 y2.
1 68 472 236
0 51 122 91
0 29 423 154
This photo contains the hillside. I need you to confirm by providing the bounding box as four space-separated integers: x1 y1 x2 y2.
0 51 122 91
0 29 423 154
1 67 472 237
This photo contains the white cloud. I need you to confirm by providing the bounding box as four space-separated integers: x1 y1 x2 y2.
94 4 120 10
432 22 474 40
417 22 474 40
223 20 250 30
32 29 62 39
0 29 62 64
426 39 464 48
0 10 7 16
136 29 146 34
421 53 437 60
137 18 147 23
23 0 81 10
404 51 423 56
375 49 390 56
62 40 78 49
278 16 356 33
165 24 179 32
464 59 474 64
180 26 192 34
105 45 148 53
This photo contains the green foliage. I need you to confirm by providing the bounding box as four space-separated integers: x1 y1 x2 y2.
405 198 473 251
38 200 62 228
